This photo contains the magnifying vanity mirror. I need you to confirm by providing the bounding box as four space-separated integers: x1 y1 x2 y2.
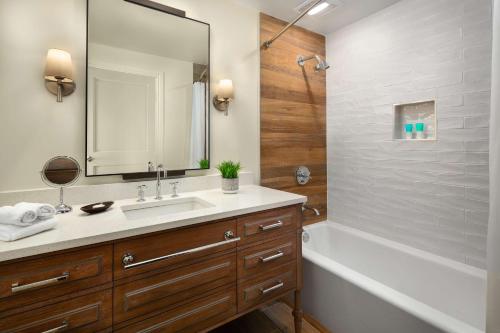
41 156 81 214
86 0 210 177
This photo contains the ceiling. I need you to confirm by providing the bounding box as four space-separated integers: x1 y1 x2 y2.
233 0 401 35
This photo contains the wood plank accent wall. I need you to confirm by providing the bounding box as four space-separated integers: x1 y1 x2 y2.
260 13 327 225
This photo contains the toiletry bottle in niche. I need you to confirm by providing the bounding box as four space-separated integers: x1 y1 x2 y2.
404 123 414 140
416 114 426 139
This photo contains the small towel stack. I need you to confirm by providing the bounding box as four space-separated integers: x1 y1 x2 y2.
0 203 57 241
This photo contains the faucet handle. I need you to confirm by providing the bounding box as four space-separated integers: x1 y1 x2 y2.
137 185 147 202
157 164 167 178
169 181 180 198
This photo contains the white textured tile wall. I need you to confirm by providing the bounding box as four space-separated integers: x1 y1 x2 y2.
326 0 492 268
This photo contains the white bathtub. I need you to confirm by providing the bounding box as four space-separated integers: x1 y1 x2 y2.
302 222 486 333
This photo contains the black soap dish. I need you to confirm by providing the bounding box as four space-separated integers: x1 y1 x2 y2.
80 201 114 215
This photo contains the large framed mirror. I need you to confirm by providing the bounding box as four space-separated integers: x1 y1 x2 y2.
86 0 210 177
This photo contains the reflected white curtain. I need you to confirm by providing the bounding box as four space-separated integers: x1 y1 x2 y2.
189 82 206 169
487 0 500 332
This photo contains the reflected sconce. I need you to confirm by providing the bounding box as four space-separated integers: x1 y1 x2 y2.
44 49 76 102
213 79 234 116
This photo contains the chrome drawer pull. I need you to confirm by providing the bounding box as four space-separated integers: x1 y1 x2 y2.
260 281 284 295
42 321 68 333
11 272 70 294
260 251 284 263
122 231 240 269
259 220 283 231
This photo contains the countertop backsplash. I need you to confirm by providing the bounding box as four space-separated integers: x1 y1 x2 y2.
0 172 255 207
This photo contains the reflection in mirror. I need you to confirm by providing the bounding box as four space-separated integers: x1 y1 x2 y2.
41 156 81 214
86 0 209 176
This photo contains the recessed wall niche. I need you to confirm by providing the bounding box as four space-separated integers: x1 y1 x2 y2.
393 100 436 141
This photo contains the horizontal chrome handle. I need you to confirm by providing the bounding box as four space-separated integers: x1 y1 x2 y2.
123 232 240 269
260 281 284 295
42 321 68 333
11 272 69 294
260 251 284 263
259 221 283 231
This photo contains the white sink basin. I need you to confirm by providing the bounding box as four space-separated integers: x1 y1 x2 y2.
121 197 215 220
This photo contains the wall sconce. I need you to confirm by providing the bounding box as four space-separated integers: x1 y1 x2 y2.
213 79 234 116
44 49 76 103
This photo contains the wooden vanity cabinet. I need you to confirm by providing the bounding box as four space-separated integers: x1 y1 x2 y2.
0 204 303 333
112 253 237 325
0 245 113 313
237 234 297 279
113 219 238 281
0 290 113 333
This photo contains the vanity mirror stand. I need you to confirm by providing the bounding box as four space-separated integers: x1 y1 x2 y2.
41 156 81 214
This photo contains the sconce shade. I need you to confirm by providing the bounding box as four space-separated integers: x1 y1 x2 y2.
216 79 234 99
44 49 76 102
45 49 73 80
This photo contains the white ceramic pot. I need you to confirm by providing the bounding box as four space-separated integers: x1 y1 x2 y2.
222 177 239 194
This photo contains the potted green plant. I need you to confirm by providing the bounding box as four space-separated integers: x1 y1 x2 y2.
216 160 241 194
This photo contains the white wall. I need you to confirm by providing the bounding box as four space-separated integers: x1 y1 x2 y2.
487 0 500 331
0 0 260 192
327 0 493 268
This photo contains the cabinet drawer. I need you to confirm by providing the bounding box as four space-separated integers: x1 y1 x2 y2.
114 220 238 280
238 234 296 279
0 245 112 312
114 253 236 324
237 206 299 246
115 287 237 333
238 262 296 312
0 289 112 333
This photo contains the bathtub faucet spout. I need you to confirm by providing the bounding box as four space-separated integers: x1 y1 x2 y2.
302 204 320 216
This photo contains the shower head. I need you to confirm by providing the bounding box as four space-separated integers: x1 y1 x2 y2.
297 54 330 71
315 55 330 71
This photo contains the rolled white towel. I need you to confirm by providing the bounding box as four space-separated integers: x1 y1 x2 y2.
0 217 57 242
15 202 56 220
0 205 38 226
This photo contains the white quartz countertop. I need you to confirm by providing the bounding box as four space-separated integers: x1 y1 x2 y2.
0 185 306 262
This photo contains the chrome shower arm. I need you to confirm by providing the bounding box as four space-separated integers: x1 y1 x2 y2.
297 54 317 66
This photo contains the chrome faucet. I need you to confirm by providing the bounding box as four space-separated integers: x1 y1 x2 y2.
302 204 320 216
155 165 165 200
170 181 180 198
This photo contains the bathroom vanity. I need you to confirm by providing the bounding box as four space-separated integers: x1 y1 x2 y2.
0 0 309 331
0 186 306 332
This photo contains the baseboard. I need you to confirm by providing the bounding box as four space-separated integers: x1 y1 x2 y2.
303 312 331 333
280 298 331 333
